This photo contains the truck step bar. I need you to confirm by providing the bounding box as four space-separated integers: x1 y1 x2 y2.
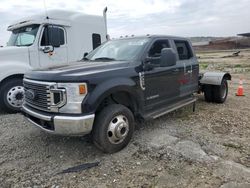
146 97 197 119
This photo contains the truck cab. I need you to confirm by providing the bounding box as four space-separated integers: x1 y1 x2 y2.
0 9 107 113
22 35 231 153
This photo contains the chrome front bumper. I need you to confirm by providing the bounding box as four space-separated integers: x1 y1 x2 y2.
22 104 95 136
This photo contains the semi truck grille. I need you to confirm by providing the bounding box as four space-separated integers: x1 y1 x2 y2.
23 79 55 112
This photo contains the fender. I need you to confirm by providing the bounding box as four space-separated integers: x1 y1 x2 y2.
83 77 143 113
199 72 231 85
0 62 32 83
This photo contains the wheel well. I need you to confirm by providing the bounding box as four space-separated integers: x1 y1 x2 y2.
0 74 23 88
223 73 231 81
96 91 138 115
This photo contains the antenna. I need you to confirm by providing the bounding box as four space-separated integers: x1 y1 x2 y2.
43 0 49 19
43 0 50 47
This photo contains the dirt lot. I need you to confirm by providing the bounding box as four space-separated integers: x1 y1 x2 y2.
1 49 250 188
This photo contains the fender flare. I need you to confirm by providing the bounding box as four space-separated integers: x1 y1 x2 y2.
83 78 143 113
199 72 231 86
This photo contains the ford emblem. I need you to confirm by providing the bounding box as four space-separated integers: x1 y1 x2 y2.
25 89 36 100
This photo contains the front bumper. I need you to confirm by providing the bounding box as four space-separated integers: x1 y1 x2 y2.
22 104 95 136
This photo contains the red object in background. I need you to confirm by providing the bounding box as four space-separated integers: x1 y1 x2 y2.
236 79 245 96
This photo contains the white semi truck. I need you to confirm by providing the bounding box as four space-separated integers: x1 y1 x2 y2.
0 9 108 113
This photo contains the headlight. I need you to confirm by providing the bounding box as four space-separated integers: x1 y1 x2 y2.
57 83 88 114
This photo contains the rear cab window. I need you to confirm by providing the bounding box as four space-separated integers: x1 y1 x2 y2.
174 40 193 60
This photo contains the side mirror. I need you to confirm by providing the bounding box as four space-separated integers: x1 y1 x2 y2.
143 59 154 71
142 57 157 71
160 48 177 67
46 26 61 48
41 46 54 53
51 39 61 48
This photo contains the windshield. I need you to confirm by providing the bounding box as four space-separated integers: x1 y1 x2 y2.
7 24 39 47
86 38 149 61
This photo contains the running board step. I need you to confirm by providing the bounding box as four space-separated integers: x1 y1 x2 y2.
146 98 197 119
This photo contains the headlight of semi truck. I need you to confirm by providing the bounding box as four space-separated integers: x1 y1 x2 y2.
55 83 88 114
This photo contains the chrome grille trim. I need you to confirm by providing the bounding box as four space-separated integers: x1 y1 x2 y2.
23 78 57 86
23 79 56 112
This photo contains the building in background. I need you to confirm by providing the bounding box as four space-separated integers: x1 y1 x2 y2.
238 33 250 37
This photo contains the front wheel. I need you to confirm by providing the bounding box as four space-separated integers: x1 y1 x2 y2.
92 104 135 153
0 78 24 113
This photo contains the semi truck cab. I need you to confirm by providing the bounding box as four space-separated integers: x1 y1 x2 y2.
0 9 107 113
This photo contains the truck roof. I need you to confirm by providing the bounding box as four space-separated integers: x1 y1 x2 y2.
113 35 190 41
8 9 104 31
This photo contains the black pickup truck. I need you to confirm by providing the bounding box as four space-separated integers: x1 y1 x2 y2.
22 35 231 153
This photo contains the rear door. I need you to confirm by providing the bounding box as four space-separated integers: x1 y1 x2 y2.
38 25 68 69
173 40 199 98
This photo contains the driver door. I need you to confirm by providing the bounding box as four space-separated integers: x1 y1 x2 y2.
38 25 68 69
144 39 180 112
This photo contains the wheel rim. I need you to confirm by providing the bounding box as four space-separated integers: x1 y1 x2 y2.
6 86 24 108
107 115 129 144
221 82 227 99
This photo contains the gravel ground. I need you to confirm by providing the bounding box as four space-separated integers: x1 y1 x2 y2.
1 50 250 188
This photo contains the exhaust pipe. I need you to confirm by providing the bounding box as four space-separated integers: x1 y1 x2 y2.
103 7 110 40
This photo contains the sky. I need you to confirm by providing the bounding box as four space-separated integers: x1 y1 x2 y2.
0 0 250 45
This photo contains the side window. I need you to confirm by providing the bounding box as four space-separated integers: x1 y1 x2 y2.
174 40 193 60
92 33 101 50
41 25 65 47
148 40 170 57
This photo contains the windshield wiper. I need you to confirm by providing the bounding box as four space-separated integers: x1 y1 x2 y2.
16 44 32 47
94 57 116 61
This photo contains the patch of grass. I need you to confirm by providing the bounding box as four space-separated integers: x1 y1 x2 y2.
234 64 242 68
200 63 209 69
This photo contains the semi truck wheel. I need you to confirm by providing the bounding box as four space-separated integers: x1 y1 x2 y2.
0 78 24 113
213 78 228 103
92 104 135 153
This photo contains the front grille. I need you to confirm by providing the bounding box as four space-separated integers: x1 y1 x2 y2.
23 79 54 112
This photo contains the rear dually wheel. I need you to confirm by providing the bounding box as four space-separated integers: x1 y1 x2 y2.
213 78 228 103
203 78 228 103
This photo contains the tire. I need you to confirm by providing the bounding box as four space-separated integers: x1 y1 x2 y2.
204 85 213 102
213 79 228 103
0 78 24 113
92 104 135 153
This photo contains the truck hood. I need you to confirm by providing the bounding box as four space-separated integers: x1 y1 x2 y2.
25 60 133 82
0 46 29 62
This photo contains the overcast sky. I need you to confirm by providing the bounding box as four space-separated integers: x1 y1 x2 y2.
0 0 250 45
